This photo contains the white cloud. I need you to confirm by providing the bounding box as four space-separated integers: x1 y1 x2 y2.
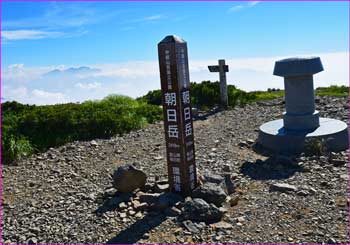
31 89 68 104
2 86 68 105
2 3 112 42
189 52 349 91
94 62 158 78
228 1 260 12
2 30 64 40
75 82 101 90
3 3 99 29
2 51 348 105
248 1 260 7
130 14 166 23
2 63 51 83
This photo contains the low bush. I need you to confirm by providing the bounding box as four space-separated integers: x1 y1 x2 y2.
2 95 162 164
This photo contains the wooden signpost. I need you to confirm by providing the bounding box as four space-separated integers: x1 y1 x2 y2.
208 59 229 109
158 35 198 195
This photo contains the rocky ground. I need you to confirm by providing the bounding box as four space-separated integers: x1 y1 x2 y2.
2 95 349 244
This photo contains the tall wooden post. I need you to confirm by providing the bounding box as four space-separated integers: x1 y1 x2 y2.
158 35 198 195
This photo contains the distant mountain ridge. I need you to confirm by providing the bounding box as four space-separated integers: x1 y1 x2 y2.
45 66 101 76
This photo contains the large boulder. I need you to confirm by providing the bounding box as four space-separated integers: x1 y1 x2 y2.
192 182 227 207
182 198 225 223
112 164 147 193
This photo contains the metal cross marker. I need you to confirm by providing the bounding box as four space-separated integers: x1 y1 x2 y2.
208 59 229 109
158 35 198 195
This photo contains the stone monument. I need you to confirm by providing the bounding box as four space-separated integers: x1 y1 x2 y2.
208 59 229 109
158 35 198 195
258 57 349 153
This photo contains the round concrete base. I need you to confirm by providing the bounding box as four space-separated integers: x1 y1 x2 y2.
258 117 349 153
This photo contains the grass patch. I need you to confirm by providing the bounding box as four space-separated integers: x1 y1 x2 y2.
315 85 348 97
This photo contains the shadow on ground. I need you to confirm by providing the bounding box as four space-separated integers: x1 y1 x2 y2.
240 156 304 180
95 192 133 214
96 191 182 243
106 212 167 244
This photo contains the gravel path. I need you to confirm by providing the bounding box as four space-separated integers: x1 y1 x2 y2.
2 95 349 244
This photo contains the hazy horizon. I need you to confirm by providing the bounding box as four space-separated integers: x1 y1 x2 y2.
2 1 349 105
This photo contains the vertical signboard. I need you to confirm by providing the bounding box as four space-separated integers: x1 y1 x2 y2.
158 35 198 195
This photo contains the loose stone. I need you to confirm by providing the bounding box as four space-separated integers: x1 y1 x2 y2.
270 183 298 193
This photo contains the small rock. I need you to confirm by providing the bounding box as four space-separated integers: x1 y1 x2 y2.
340 174 348 180
210 221 233 229
327 238 337 244
297 190 309 196
270 183 298 193
331 159 346 166
153 192 183 211
182 198 224 223
154 180 169 193
182 220 200 233
134 202 149 211
203 173 225 184
164 206 182 217
237 216 245 222
112 164 147 193
224 174 235 194
153 156 163 160
90 140 98 146
135 212 143 218
119 202 127 209
27 237 38 244
214 235 222 241
119 212 127 218
222 164 231 172
106 192 132 208
238 141 249 147
246 139 255 145
307 187 317 195
138 192 160 204
209 152 216 157
192 182 227 207
228 195 239 206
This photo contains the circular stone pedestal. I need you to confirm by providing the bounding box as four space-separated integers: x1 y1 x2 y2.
258 117 349 153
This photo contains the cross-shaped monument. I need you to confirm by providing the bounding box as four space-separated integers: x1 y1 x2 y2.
158 35 198 195
208 59 229 109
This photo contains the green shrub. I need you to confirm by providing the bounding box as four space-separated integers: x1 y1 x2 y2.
315 85 348 97
137 81 286 109
138 90 162 105
2 135 33 164
304 138 327 156
1 95 162 164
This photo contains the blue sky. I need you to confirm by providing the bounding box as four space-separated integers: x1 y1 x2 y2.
2 1 349 105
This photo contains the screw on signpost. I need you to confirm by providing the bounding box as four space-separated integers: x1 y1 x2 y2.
208 59 229 109
157 35 198 195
